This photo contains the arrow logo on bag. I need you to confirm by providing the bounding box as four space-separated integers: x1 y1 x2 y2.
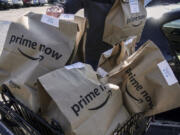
125 85 143 103
18 48 44 61
88 90 112 111
132 21 143 27
127 15 146 27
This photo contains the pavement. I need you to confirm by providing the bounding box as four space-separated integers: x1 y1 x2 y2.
0 5 50 21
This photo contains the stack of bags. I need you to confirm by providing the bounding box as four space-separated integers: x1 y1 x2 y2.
0 0 180 135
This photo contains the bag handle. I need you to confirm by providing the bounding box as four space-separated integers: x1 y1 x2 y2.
116 41 126 65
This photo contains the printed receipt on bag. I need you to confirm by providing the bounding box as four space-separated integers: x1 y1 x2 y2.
158 60 178 86
41 14 59 28
129 0 140 14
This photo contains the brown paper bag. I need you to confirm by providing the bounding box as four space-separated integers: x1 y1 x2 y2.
38 63 130 135
107 40 180 116
97 36 137 76
0 12 86 112
103 0 147 45
65 13 87 64
71 9 87 63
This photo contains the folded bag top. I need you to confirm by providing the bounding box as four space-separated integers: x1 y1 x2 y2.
97 36 137 75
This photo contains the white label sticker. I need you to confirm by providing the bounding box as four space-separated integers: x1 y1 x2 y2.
144 0 152 7
59 14 75 21
65 62 85 70
41 14 59 28
129 0 140 13
103 48 113 58
158 60 178 86
97 68 108 77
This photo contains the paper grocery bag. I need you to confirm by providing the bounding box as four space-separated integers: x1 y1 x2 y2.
72 9 87 63
103 0 147 45
38 63 129 135
0 12 86 112
107 40 180 116
97 36 137 76
64 13 87 64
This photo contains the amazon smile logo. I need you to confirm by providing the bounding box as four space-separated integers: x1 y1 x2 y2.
132 21 143 27
71 85 112 117
125 85 143 104
9 34 63 61
125 68 153 109
18 48 44 61
127 15 146 27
